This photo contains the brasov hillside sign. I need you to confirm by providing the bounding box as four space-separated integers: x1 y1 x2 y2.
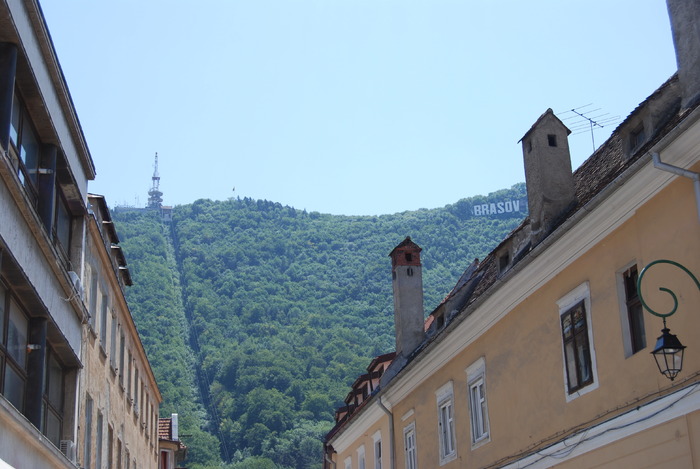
472 199 527 217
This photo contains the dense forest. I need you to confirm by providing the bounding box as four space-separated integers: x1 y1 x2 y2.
112 184 527 469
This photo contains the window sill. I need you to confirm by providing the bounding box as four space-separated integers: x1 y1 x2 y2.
439 451 457 466
471 434 491 450
565 380 599 402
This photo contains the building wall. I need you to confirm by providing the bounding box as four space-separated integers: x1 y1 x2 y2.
0 1 95 467
78 204 161 469
330 100 700 469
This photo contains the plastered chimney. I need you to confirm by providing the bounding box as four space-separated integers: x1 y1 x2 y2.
389 237 425 358
666 0 700 108
171 413 179 441
520 109 576 237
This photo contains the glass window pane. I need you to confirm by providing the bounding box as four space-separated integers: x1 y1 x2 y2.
10 96 19 146
19 123 40 182
0 286 6 342
4 364 25 411
47 354 63 409
565 342 578 389
55 196 71 252
7 299 27 367
45 408 62 446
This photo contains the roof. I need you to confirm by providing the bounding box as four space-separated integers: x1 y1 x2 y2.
158 418 172 441
388 236 421 257
326 72 699 445
518 107 571 143
159 417 187 451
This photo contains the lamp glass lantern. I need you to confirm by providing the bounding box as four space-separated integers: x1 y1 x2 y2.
651 326 685 381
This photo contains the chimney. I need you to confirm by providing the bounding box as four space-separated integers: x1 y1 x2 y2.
520 109 576 238
389 237 425 358
171 413 179 441
666 0 700 109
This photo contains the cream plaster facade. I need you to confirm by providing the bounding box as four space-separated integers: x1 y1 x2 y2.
325 3 700 468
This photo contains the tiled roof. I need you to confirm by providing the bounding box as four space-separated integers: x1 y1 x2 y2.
158 418 172 441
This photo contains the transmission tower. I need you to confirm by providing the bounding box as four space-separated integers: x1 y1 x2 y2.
147 152 163 209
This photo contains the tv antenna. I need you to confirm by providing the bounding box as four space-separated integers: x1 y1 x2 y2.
558 104 620 152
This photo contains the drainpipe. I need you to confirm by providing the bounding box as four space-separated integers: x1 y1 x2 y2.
652 152 700 222
323 443 336 469
378 396 395 469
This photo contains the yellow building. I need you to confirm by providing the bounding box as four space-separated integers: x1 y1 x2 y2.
324 2 700 468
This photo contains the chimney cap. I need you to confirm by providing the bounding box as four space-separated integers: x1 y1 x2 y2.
389 236 422 257
518 108 571 144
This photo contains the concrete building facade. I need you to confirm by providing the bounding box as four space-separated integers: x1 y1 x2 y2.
0 1 163 467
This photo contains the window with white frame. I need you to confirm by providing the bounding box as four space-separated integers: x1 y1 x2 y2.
357 445 366 469
466 357 490 446
558 282 598 400
403 422 417 469
617 263 646 357
435 381 456 464
344 456 352 469
373 431 382 469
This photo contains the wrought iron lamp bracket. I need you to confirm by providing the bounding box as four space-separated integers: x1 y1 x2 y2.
637 259 700 319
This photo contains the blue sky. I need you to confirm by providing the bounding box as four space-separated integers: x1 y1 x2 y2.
41 1 677 215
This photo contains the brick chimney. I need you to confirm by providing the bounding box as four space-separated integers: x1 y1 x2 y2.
389 237 425 359
520 109 576 238
666 0 700 108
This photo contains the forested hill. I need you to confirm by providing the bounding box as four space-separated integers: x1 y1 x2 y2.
112 183 527 469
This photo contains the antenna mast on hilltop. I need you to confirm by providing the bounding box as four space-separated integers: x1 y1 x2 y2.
147 152 163 209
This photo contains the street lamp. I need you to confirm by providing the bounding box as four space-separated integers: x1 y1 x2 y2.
638 260 699 381
651 324 685 381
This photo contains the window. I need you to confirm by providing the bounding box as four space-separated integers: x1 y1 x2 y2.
43 351 65 446
9 92 41 203
558 283 598 399
110 313 117 370
84 395 93 469
403 422 417 469
119 332 125 387
498 251 510 275
373 431 382 469
630 125 646 151
107 424 113 469
54 193 72 257
618 264 646 356
357 446 366 469
134 369 139 413
547 134 557 147
99 293 108 349
435 381 456 464
2 295 28 411
466 357 490 447
96 411 103 468
127 351 132 399
344 457 351 469
87 266 98 330
117 439 122 468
